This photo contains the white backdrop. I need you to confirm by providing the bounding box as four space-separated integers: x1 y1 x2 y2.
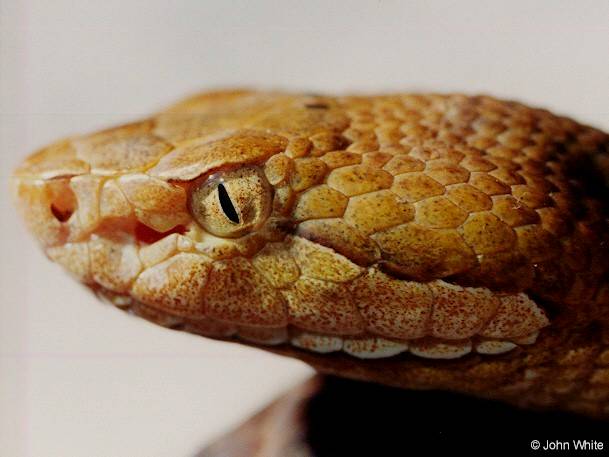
2 1 609 456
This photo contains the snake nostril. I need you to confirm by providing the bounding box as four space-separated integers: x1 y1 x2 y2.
50 203 73 222
49 181 76 223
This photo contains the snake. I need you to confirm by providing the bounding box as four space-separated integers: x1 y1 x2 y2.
11 89 609 418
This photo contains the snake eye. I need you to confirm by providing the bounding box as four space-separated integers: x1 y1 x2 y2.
188 167 272 238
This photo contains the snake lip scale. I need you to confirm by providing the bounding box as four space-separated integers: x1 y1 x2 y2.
11 89 609 417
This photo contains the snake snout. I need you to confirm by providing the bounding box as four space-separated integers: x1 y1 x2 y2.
12 177 76 247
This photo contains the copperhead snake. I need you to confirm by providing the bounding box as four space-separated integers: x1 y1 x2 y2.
12 90 609 417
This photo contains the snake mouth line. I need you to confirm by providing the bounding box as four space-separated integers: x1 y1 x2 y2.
97 288 545 360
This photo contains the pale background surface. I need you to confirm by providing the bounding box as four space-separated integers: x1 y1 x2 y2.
2 1 609 456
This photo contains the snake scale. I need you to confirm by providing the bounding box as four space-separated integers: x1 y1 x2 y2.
12 90 609 418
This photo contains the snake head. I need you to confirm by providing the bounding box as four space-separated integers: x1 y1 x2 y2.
11 90 609 417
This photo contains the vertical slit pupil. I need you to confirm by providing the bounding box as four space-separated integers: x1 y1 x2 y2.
217 183 240 223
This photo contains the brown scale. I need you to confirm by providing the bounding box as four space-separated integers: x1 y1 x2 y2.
11 89 609 417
